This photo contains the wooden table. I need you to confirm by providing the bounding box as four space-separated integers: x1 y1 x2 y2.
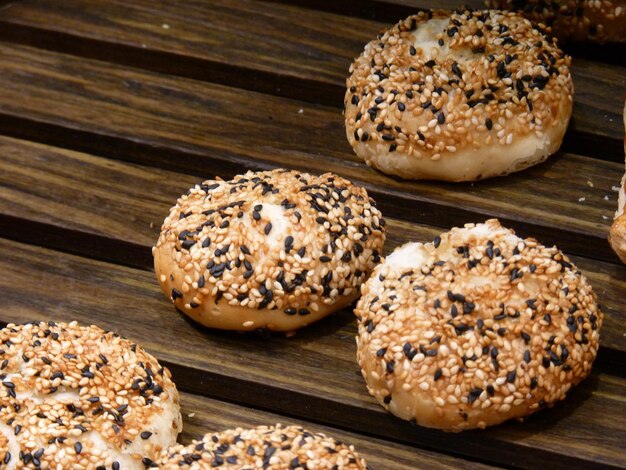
0 1 624 468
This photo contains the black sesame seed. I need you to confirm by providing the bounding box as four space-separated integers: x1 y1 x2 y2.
451 62 462 78
467 388 482 403
284 236 294 251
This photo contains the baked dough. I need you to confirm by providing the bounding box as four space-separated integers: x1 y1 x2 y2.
345 10 573 181
0 321 181 468
355 219 601 431
157 424 368 469
154 169 385 332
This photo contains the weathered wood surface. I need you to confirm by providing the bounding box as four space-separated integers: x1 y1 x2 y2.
0 136 623 359
0 0 623 157
0 1 624 468
0 237 625 469
0 45 622 264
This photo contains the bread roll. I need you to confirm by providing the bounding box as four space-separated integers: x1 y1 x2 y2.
154 169 385 332
356 219 602 431
345 10 573 181
0 321 181 468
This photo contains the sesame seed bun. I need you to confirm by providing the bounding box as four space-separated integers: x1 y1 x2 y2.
345 10 573 182
0 321 182 468
355 219 602 431
153 169 385 332
157 424 368 469
609 99 626 263
488 0 626 43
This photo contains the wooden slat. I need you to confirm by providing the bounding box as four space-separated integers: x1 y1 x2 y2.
1 136 624 358
177 392 499 469
0 237 624 469
0 0 624 158
266 0 485 23
0 45 622 264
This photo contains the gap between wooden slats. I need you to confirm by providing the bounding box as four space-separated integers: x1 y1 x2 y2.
0 0 623 159
0 45 621 263
0 136 623 368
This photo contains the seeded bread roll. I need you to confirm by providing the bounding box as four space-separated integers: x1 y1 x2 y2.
355 219 602 431
0 321 181 469
157 424 368 469
154 169 385 332
345 10 573 181
609 100 626 263
487 0 626 42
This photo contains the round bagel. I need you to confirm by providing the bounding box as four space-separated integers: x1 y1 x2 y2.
157 424 367 469
345 9 573 181
154 169 385 332
487 1 626 42
355 219 602 431
0 321 181 468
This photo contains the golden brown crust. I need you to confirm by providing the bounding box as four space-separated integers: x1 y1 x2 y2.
0 321 181 468
609 214 626 263
157 424 368 469
487 0 626 42
608 99 626 263
355 220 602 431
345 10 573 182
154 169 385 332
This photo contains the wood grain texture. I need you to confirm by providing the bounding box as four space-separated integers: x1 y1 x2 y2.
0 136 624 360
0 237 624 469
0 0 623 158
0 0 623 468
177 392 500 469
0 46 622 264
